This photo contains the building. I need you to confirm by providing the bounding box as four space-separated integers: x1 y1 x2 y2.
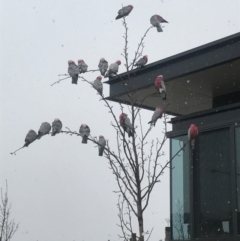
106 32 240 240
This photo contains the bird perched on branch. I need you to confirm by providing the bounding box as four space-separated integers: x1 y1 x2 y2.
68 60 79 84
10 129 38 155
78 59 88 74
98 58 108 76
24 130 38 147
79 124 90 144
148 106 164 126
150 15 168 32
115 5 133 20
155 75 167 101
119 113 134 137
188 124 199 149
105 60 121 78
98 135 106 156
51 118 62 136
93 76 103 95
37 122 51 139
135 55 148 68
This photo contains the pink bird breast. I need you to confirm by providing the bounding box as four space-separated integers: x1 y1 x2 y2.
99 135 104 138
78 59 84 63
190 124 198 138
143 55 148 59
116 60 121 65
155 76 162 88
97 76 102 81
129 5 133 9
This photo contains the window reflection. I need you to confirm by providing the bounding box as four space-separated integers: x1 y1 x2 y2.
171 136 190 240
194 128 233 237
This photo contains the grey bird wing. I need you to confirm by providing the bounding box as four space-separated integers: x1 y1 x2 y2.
39 122 51 135
68 65 79 76
25 131 37 145
109 63 118 74
52 120 62 136
116 6 132 19
124 117 134 130
93 79 103 94
135 58 146 66
150 15 159 27
82 62 88 72
79 125 91 137
100 61 108 76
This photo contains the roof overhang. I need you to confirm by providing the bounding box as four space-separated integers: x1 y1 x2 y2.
105 33 240 116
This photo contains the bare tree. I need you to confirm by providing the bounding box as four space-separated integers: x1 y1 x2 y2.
0 182 19 241
52 17 187 240
11 9 186 241
173 200 188 240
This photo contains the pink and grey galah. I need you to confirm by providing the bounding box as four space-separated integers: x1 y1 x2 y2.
93 76 103 95
24 130 38 147
105 60 121 78
119 113 134 137
51 118 62 136
188 124 199 149
148 106 164 126
98 135 106 156
155 75 167 101
115 5 134 20
78 59 88 74
10 129 38 155
79 124 90 144
68 60 79 84
37 122 51 139
135 55 148 68
98 58 108 76
150 15 168 32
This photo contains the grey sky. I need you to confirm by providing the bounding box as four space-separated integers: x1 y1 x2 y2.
0 0 239 240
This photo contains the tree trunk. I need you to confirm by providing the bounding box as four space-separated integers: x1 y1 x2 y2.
137 205 144 241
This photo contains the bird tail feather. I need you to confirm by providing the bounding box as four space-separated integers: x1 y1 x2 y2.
99 148 104 156
82 136 88 144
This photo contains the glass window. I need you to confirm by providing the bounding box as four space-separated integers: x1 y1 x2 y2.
194 128 233 237
235 127 240 235
171 135 190 240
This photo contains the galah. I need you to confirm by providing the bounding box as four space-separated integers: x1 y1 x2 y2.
98 58 108 76
10 129 38 155
68 60 79 84
148 106 164 126
150 15 168 32
24 130 38 147
79 124 90 144
115 5 134 20
155 75 167 101
105 60 121 78
51 118 62 136
98 135 106 156
78 59 88 74
119 113 134 137
188 124 199 149
135 55 148 68
93 76 103 95
37 122 51 139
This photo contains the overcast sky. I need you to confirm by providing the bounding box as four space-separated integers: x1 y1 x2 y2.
0 0 239 241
